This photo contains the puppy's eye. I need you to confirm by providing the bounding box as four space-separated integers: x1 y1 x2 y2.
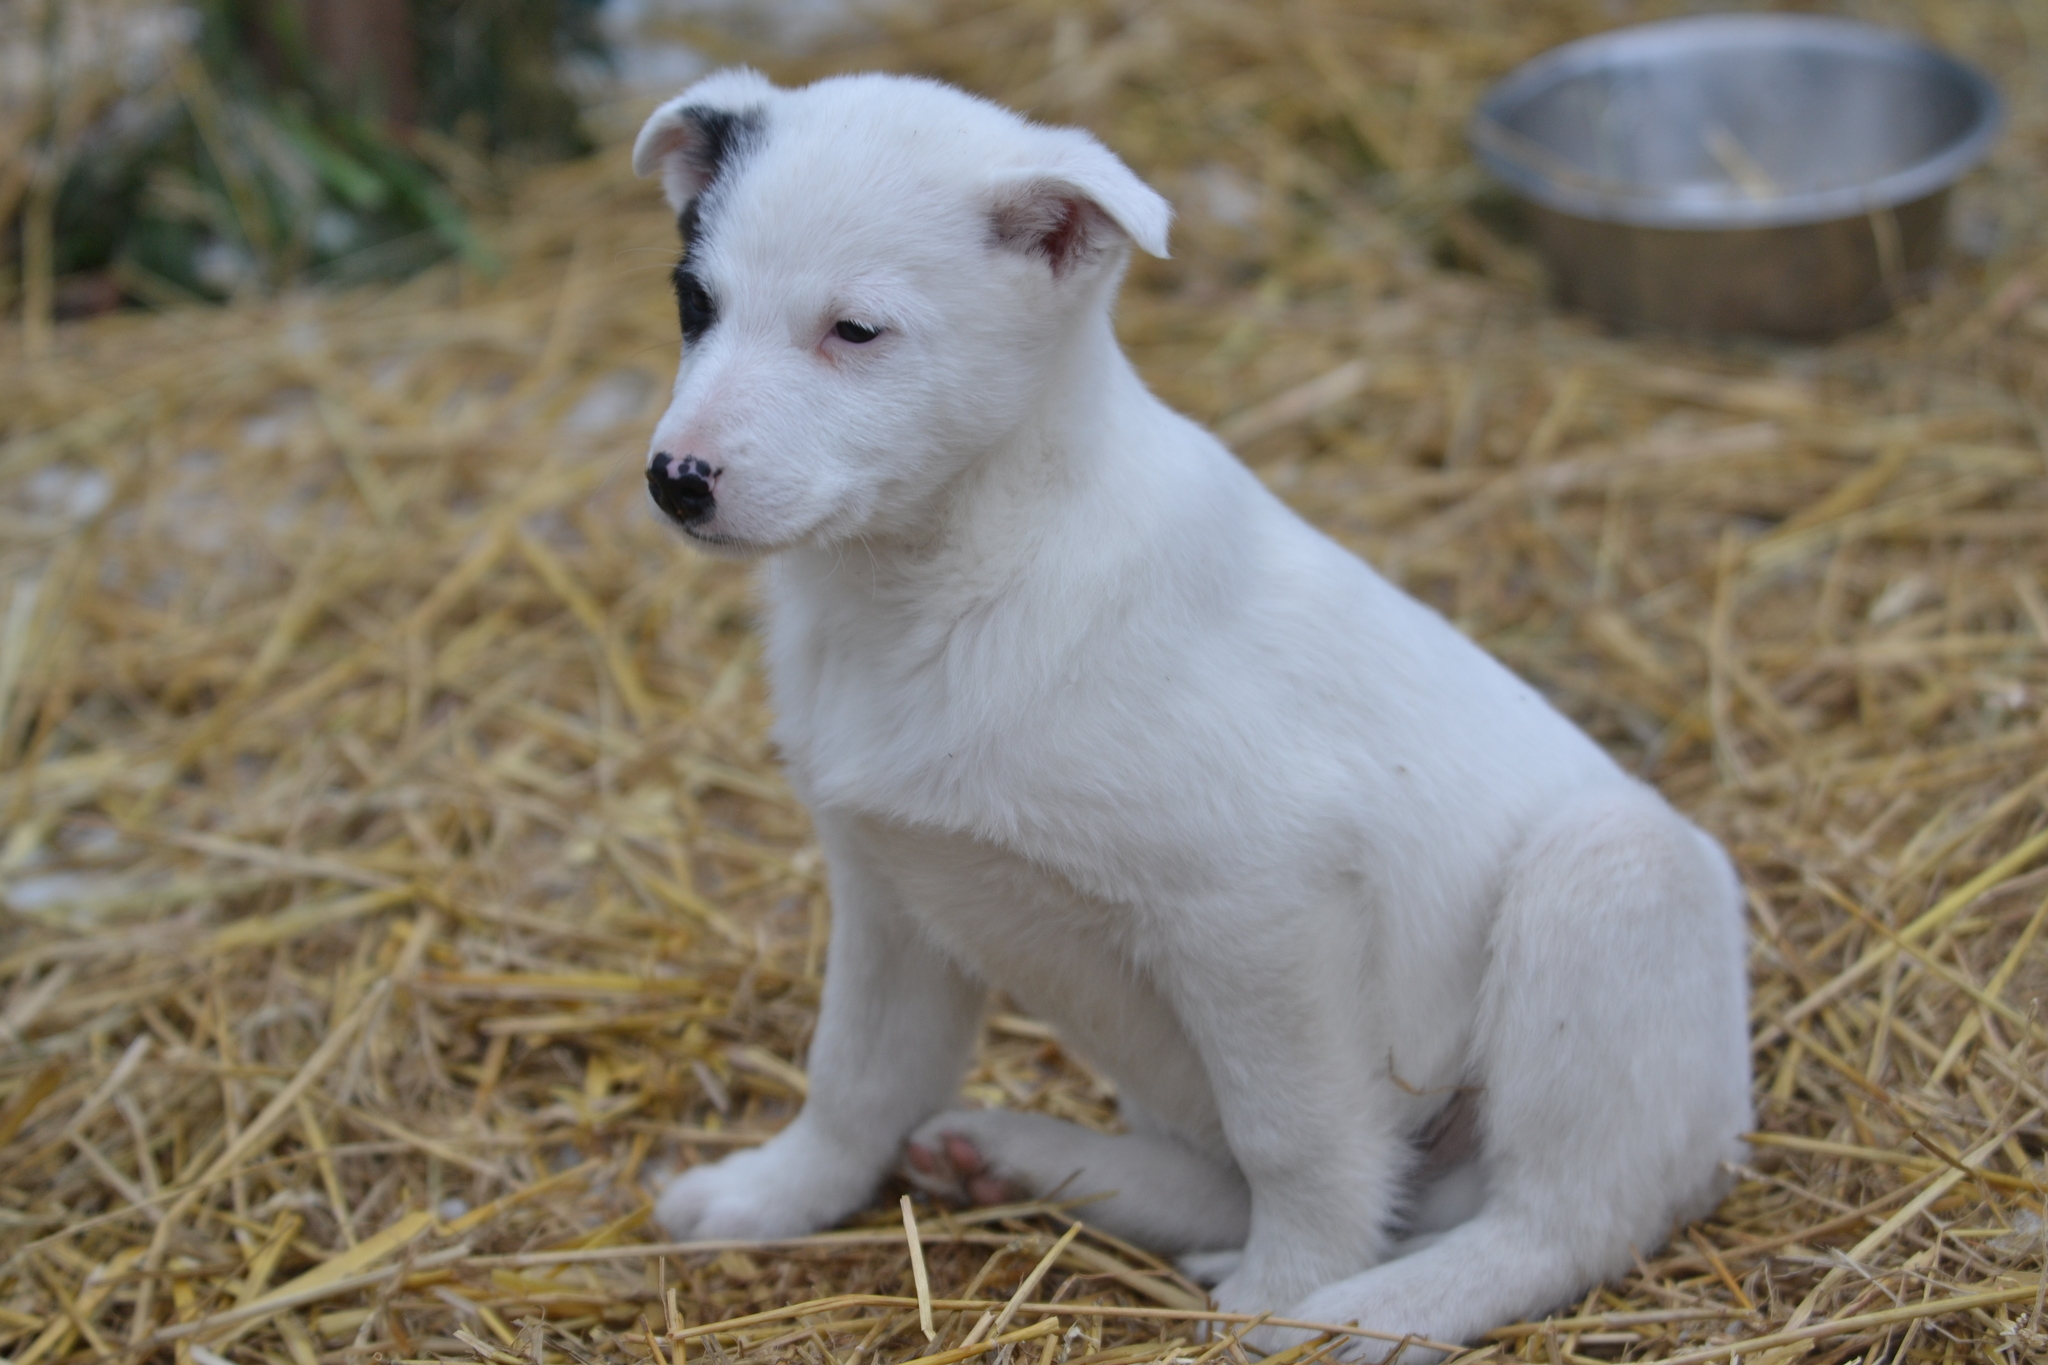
833 320 881 344
674 264 716 345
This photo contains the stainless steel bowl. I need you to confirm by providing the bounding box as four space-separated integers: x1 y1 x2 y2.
1469 15 2002 338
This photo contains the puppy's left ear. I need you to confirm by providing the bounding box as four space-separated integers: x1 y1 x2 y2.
991 132 1172 275
633 68 776 213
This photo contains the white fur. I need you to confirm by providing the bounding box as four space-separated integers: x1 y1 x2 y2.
635 70 1751 1358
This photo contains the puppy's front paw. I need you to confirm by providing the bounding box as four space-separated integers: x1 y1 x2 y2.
655 1131 874 1240
1209 1267 1277 1320
1237 1323 1422 1365
1256 1279 1451 1365
1210 1253 1337 1331
1223 1307 1408 1365
903 1112 1028 1206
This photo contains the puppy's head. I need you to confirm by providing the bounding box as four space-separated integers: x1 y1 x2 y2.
633 70 1171 555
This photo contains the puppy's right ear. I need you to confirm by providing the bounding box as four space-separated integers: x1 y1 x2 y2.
633 69 776 213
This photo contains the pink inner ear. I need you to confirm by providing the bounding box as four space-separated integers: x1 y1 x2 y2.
995 187 1111 278
662 123 719 202
1041 199 1089 277
647 124 688 168
633 113 691 182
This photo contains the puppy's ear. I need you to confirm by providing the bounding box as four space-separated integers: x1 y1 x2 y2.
991 132 1172 275
633 68 775 213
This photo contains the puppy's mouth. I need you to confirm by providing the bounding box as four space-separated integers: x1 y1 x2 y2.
680 524 751 549
667 514 774 558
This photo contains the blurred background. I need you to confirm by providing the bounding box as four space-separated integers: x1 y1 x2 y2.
11 0 2036 320
3 4 2046 1365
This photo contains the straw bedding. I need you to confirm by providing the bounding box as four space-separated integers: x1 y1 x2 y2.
3 1 2046 1362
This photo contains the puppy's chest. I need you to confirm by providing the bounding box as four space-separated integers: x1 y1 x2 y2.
858 812 1230 1147
853 814 1164 1021
768 599 1170 866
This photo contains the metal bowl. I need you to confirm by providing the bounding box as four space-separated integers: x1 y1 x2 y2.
1469 15 2002 338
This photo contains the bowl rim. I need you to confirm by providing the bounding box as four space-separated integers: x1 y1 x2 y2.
1467 13 2003 230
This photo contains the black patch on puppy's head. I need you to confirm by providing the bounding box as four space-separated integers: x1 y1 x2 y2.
674 107 760 197
652 105 765 227
659 107 762 348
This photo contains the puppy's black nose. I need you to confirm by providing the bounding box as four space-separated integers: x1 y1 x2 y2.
648 453 717 525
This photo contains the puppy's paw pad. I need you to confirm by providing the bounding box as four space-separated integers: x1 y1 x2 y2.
944 1133 988 1176
903 1115 1029 1205
969 1171 1023 1204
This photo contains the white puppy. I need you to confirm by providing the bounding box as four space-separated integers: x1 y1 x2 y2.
633 69 1751 1356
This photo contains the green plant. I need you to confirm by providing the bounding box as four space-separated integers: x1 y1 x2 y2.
6 0 602 314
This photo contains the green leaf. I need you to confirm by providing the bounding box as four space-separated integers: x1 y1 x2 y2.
272 110 390 211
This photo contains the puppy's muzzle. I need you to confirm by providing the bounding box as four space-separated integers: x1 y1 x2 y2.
648 453 718 526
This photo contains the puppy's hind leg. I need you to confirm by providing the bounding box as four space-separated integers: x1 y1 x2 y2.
905 1108 1250 1253
1281 788 1751 1357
